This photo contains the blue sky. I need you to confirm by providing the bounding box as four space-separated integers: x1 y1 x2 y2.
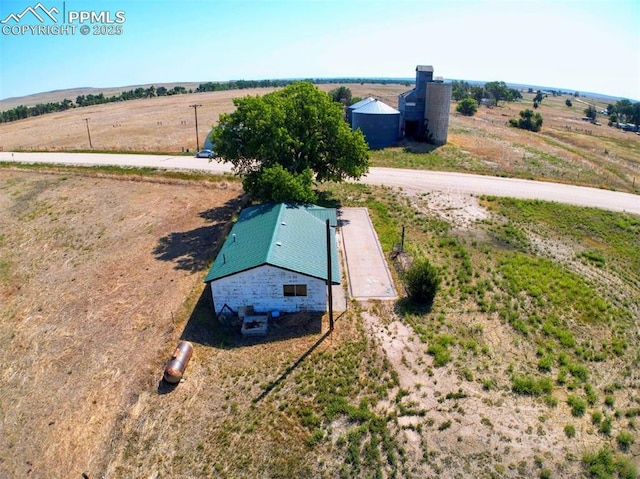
1 0 639 100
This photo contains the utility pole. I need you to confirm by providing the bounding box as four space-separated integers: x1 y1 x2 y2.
326 219 334 332
83 118 93 149
189 104 202 152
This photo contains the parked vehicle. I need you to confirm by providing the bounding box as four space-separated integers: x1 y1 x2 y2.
195 149 214 158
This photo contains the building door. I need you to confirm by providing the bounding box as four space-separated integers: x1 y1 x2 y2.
404 120 419 139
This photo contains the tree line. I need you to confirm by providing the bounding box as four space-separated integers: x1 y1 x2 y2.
1 78 412 124
0 85 190 123
453 80 523 117
606 99 640 127
452 80 522 107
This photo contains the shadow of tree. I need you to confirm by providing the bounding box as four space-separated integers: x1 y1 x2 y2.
315 190 342 209
153 196 247 272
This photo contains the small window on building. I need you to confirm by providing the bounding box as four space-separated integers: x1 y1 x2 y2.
283 284 307 297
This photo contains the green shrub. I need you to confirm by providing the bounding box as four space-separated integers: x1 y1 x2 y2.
616 431 634 451
427 344 451 367
582 446 637 479
577 250 606 267
569 363 589 382
567 395 587 416
404 259 441 304
544 395 558 408
307 428 325 448
456 97 478 116
512 375 553 396
599 416 613 436
482 378 497 391
427 334 455 367
538 355 554 372
438 420 452 431
591 411 603 425
625 407 640 417
540 468 552 479
564 424 576 438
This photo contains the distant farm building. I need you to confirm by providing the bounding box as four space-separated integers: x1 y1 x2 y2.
398 65 452 145
350 99 401 149
346 65 452 148
204 202 340 316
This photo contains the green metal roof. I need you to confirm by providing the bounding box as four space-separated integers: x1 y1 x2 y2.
299 205 338 227
204 203 340 284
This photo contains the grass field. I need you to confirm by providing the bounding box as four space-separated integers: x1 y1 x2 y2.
0 84 639 477
0 168 245 478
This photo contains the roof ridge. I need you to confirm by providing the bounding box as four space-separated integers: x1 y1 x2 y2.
265 202 286 264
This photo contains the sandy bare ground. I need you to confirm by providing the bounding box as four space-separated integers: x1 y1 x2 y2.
0 169 244 479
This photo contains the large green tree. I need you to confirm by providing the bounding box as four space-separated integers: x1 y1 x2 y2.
452 80 521 106
211 82 369 201
484 81 522 105
328 86 352 106
584 105 597 120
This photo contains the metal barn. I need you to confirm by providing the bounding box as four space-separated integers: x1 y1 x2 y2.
346 97 375 126
351 99 400 149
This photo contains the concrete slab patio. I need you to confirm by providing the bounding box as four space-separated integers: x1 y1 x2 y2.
338 207 397 301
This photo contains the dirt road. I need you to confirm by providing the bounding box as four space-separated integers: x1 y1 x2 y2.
363 167 640 214
2 152 638 215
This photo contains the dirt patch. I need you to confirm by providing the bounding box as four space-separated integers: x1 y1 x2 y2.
361 307 602 478
419 190 489 229
0 169 244 479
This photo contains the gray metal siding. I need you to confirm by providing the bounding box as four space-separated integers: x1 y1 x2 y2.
352 111 400 149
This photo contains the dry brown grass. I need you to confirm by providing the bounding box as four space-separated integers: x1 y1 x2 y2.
0 84 409 153
0 168 244 478
447 93 640 191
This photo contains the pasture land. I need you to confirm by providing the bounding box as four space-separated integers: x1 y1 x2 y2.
0 168 244 478
1 84 638 193
0 165 638 478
